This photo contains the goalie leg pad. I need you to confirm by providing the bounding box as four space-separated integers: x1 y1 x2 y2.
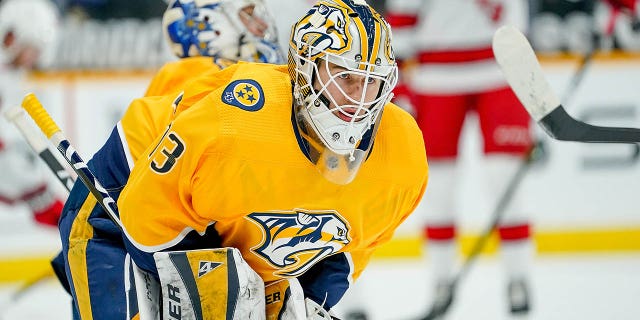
305 299 336 320
265 278 305 320
154 248 265 320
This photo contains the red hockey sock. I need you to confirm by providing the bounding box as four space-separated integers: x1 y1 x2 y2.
498 223 531 241
33 198 64 227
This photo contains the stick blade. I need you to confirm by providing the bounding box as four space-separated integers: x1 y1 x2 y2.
492 26 561 121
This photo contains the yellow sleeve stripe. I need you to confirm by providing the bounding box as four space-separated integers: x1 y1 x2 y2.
68 195 97 320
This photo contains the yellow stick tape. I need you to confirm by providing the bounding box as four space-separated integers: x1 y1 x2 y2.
21 93 61 139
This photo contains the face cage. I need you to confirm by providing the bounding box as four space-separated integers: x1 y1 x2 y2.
291 47 398 185
293 46 398 155
314 59 391 122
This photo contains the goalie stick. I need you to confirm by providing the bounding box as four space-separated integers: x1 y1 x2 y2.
17 93 179 320
20 93 125 230
3 107 77 192
0 108 76 319
493 25 640 144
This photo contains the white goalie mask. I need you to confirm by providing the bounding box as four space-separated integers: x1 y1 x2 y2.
163 0 284 63
289 0 398 184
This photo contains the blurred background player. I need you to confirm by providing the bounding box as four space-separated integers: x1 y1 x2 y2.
0 0 65 228
146 0 285 96
129 0 286 178
385 0 534 319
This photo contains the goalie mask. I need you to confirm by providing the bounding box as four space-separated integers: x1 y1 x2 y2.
163 0 284 64
289 0 398 184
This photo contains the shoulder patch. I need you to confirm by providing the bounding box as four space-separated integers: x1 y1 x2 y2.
221 79 265 111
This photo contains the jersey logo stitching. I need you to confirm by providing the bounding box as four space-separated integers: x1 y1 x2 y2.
247 209 351 277
222 79 265 111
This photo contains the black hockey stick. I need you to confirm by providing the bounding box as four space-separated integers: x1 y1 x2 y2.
493 25 640 144
3 107 77 192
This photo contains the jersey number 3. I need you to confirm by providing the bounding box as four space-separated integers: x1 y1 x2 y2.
150 130 185 174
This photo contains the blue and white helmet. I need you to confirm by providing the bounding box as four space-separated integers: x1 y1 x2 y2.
162 0 284 64
289 0 398 184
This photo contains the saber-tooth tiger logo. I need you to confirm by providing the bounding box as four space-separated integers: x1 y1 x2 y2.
247 209 351 277
293 2 351 60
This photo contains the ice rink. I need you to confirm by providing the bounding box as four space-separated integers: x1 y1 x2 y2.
1 253 639 320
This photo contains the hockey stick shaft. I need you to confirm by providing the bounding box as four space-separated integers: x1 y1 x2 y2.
3 107 77 192
454 144 539 283
20 93 123 228
560 50 593 108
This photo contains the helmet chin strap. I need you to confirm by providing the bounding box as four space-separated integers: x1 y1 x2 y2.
316 92 331 109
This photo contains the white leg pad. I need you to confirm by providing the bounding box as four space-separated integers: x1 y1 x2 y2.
264 278 306 320
154 248 266 320
132 260 161 320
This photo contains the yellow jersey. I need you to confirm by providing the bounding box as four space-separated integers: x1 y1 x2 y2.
117 62 428 308
118 57 222 165
61 56 232 320
144 56 220 97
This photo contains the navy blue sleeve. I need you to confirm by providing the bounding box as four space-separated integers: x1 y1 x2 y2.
297 252 352 309
90 126 132 192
